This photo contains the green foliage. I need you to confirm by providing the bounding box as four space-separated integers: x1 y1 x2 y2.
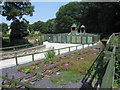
29 18 56 34
51 57 57 62
2 2 34 21
114 80 118 87
45 18 56 33
45 47 56 59
59 81 67 85
44 58 50 64
50 71 82 85
56 2 120 34
49 78 59 83
2 2 34 39
0 23 8 34
29 21 45 33
61 71 82 83
10 20 29 39
27 32 41 37
24 68 30 73
37 74 42 81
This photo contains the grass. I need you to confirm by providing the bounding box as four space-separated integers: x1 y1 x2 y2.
49 70 82 85
58 81 67 85
61 71 82 83
2 37 9 39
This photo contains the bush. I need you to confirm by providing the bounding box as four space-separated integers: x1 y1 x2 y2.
24 68 30 73
44 58 50 64
45 47 56 59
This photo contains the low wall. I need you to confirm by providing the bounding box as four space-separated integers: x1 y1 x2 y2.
1 45 46 59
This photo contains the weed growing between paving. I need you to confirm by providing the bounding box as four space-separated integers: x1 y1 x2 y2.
44 47 56 63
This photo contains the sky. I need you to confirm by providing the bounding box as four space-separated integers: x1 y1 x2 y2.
1 1 80 26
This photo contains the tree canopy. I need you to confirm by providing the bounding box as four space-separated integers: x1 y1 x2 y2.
0 23 8 34
2 2 34 22
2 1 34 39
55 2 120 34
10 20 28 39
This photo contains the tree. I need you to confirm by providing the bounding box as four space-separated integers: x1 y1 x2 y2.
56 2 84 33
56 2 120 35
0 23 8 34
2 1 34 39
29 21 46 33
46 18 56 33
10 20 28 39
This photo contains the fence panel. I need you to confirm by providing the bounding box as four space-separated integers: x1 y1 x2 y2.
41 35 45 41
53 35 57 43
82 36 86 44
58 35 61 43
61 35 66 43
67 35 71 43
88 36 92 44
49 35 53 42
77 36 81 44
72 36 76 43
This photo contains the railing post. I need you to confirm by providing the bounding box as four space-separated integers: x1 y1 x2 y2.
15 57 18 66
76 36 77 43
88 44 89 48
82 44 84 49
26 44 27 48
69 47 70 52
32 54 34 62
13 47 15 51
58 49 60 55
76 46 78 51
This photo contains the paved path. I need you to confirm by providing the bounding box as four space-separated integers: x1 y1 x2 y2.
0 42 95 69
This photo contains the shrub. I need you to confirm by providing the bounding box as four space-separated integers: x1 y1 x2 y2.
44 58 50 64
24 68 30 73
45 47 56 59
36 72 42 81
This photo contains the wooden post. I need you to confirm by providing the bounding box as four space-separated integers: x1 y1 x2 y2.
13 47 15 51
81 36 82 44
76 46 77 51
58 49 60 55
61 35 62 43
26 44 27 48
32 54 34 62
92 35 94 43
71 36 72 43
5 73 8 77
66 35 67 43
15 57 18 66
82 44 84 49
44 34 45 41
69 47 70 52
86 35 88 44
76 36 77 44
5 73 9 85
56 35 58 43
12 75 15 88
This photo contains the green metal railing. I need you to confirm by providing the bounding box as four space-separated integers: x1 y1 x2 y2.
40 33 100 44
